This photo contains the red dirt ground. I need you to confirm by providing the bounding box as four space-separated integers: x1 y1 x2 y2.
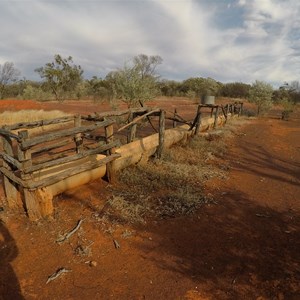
0 99 299 299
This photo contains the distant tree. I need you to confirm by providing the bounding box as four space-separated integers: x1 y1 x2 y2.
220 82 251 98
133 54 163 79
282 81 300 104
249 80 274 115
0 62 20 99
35 54 83 101
85 76 111 102
182 77 221 98
106 54 162 108
157 80 182 97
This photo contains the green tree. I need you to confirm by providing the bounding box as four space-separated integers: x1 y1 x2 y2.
106 54 162 108
0 62 20 99
221 82 251 98
35 54 83 101
249 80 274 115
182 77 221 98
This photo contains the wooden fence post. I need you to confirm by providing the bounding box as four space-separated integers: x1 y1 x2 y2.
194 105 202 136
1 132 21 209
173 108 177 128
239 103 243 116
105 124 116 183
127 112 137 143
213 106 219 128
156 110 165 159
74 115 83 153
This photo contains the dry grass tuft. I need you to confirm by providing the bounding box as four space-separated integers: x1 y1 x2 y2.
105 120 250 224
0 109 69 126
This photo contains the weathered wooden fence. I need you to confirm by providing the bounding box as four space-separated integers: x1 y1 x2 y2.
0 101 243 220
0 115 120 220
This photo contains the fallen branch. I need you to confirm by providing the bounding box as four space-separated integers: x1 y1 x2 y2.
46 267 72 284
255 213 271 218
113 239 121 249
56 219 83 244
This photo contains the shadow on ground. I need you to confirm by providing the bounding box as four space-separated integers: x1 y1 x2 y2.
0 220 24 299
131 190 300 299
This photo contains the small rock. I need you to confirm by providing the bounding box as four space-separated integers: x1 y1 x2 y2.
89 261 97 267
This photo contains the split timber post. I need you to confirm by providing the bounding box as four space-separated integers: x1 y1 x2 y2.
173 108 177 128
194 105 202 136
213 106 220 128
127 111 137 143
105 123 116 183
2 128 21 209
74 115 83 153
221 106 228 124
156 109 165 159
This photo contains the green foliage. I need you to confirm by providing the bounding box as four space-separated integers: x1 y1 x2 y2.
22 85 52 101
182 77 221 98
85 76 111 102
106 54 162 108
249 80 274 115
220 82 251 98
0 62 20 99
157 80 183 97
35 54 83 101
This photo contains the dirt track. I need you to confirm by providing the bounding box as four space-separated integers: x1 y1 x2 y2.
0 100 300 299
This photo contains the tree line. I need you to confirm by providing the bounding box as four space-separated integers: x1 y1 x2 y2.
1 54 299 114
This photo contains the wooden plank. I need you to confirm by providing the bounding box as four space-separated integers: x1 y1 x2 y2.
23 140 120 173
27 153 121 189
21 119 114 150
5 116 74 131
0 153 22 169
0 129 20 141
0 166 27 187
31 138 72 154
83 107 149 120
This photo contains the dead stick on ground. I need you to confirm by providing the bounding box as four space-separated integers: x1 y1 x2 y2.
56 219 83 244
255 213 271 218
113 239 121 249
46 267 72 284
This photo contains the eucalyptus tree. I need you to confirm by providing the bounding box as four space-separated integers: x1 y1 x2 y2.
35 54 83 101
249 80 273 115
106 54 163 107
0 62 20 99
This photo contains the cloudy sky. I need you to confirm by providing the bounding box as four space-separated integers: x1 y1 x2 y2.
0 0 299 86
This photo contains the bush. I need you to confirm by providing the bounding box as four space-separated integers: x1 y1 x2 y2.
22 85 52 101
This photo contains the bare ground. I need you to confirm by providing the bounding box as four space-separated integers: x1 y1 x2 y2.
0 99 299 300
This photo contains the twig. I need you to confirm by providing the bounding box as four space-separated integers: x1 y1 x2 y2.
255 213 271 218
46 268 72 284
113 239 120 249
56 219 83 244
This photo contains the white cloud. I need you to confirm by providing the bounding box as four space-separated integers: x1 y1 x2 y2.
0 0 299 85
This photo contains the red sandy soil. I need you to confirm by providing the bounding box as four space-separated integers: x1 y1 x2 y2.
0 99 299 299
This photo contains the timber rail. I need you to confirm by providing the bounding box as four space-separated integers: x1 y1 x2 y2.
0 101 243 220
